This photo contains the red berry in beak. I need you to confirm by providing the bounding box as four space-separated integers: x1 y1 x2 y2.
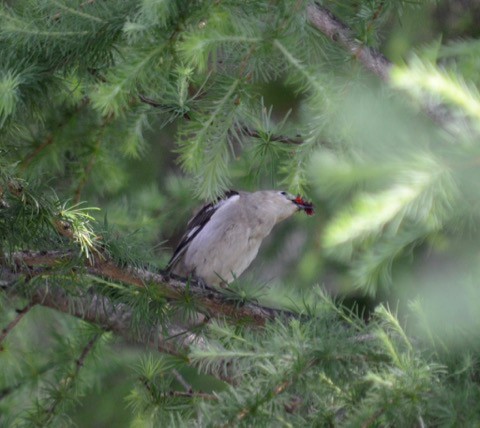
293 195 314 215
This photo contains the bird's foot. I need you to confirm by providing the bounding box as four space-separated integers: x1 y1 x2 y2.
193 276 209 290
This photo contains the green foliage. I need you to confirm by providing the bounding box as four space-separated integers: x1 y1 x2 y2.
187 300 460 427
2 0 480 426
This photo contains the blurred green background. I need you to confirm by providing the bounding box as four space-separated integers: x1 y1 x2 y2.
2 0 480 425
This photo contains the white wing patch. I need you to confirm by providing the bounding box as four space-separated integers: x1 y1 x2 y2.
214 194 240 212
186 225 200 238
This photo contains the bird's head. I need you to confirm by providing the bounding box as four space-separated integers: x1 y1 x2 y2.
255 190 314 223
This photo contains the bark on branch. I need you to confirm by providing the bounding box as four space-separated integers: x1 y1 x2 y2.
306 2 392 81
306 3 451 123
3 250 296 328
1 264 197 357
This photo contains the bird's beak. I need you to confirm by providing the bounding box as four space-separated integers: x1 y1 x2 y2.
291 195 315 215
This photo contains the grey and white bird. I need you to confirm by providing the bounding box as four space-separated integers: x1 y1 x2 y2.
166 190 314 286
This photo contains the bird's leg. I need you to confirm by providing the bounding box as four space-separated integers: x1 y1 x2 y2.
213 272 231 289
193 275 209 290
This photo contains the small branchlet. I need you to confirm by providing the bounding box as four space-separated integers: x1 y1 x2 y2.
55 202 102 262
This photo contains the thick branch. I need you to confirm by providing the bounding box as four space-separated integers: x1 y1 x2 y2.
7 250 296 326
2 249 298 369
307 2 392 81
1 265 199 357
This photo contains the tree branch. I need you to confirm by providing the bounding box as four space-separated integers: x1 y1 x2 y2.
5 250 296 327
1 264 200 358
306 3 452 124
238 126 304 145
20 135 54 171
0 302 35 349
138 94 308 146
32 276 198 358
306 2 392 81
46 333 102 420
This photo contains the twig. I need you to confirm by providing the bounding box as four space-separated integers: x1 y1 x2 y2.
235 380 290 422
138 94 165 109
0 302 36 350
20 136 54 171
80 0 96 7
361 405 386 428
167 390 217 400
239 126 304 145
75 333 100 370
46 333 101 419
138 94 192 120
234 358 318 424
365 0 385 36
141 375 217 401
0 363 56 401
139 93 307 145
172 368 193 393
306 2 392 81
20 98 89 171
74 139 101 204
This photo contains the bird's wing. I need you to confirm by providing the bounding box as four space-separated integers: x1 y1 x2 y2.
166 190 240 271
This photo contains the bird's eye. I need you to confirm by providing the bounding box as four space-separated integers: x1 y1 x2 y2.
279 191 287 196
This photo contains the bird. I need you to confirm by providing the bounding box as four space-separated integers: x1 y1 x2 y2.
166 190 314 286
